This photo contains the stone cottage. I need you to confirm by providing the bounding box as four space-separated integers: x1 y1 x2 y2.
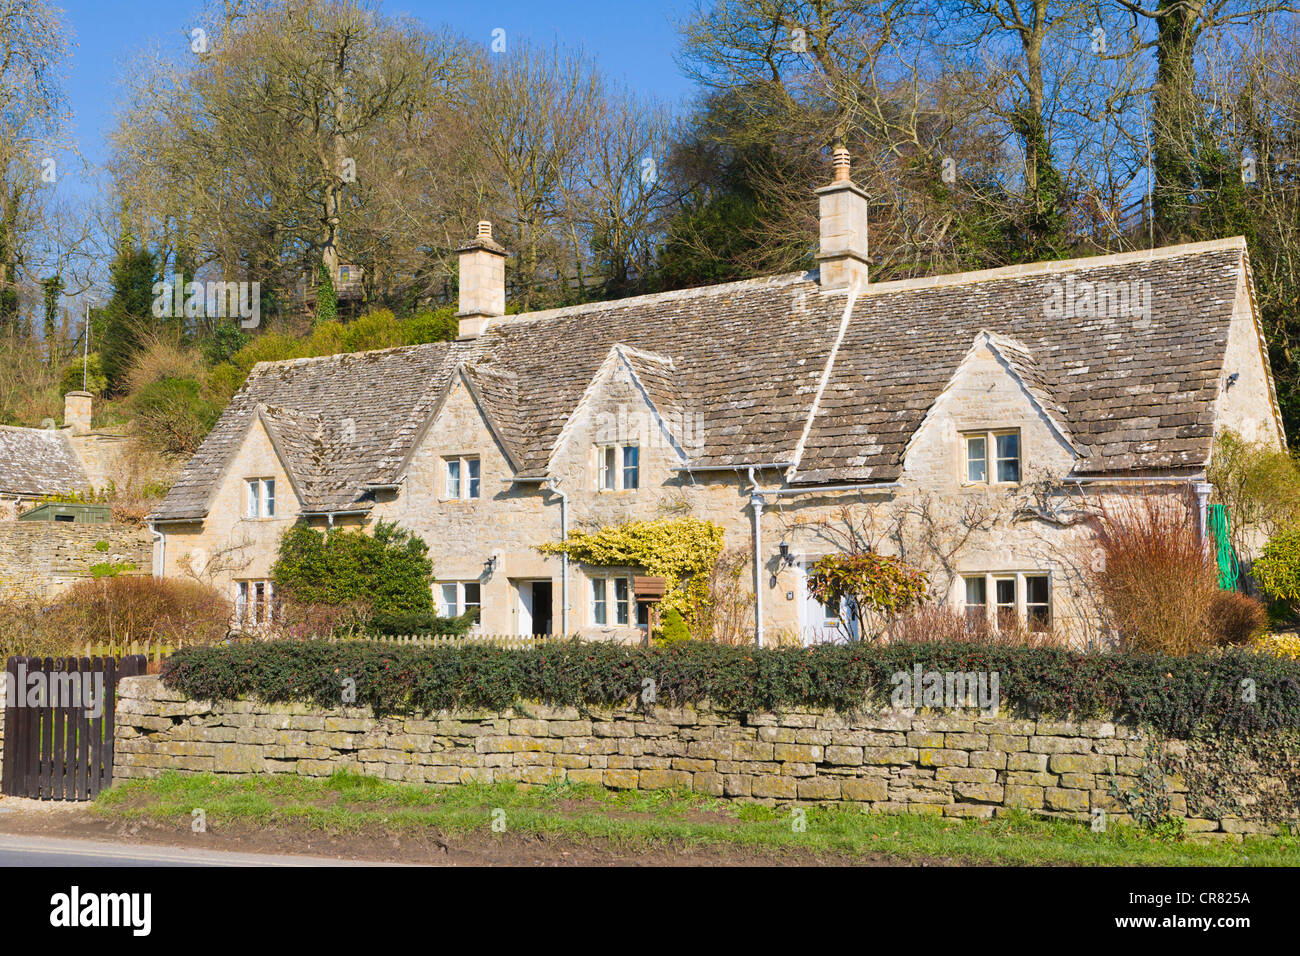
149 150 1285 645
0 392 151 595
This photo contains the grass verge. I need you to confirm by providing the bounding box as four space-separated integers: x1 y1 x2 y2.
92 771 1300 866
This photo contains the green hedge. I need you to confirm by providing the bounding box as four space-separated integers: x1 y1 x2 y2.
159 641 1300 737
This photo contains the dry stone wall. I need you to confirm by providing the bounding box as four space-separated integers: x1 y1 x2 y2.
111 676 1293 841
0 522 152 598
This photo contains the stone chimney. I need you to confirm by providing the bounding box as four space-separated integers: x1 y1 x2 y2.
814 144 869 290
457 221 507 339
64 391 92 436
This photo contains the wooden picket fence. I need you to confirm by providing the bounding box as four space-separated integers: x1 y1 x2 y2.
344 632 563 650
74 640 181 671
70 632 562 666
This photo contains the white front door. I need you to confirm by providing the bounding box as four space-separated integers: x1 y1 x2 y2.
796 561 857 645
516 582 534 636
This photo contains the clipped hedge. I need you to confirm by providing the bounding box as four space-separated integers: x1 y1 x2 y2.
159 641 1300 738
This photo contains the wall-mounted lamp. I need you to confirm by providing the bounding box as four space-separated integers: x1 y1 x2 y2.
778 541 795 567
1226 372 1240 390
483 555 498 576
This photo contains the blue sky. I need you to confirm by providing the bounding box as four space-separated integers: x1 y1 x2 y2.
57 0 699 192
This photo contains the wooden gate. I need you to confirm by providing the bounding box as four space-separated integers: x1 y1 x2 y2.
1 655 146 800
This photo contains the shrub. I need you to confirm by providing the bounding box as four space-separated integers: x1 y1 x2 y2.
806 551 928 639
1208 591 1268 647
1253 525 1300 612
131 376 221 456
538 517 725 627
884 604 1064 648
161 639 1300 736
1254 632 1300 660
655 607 691 644
59 351 107 396
1089 492 1219 655
1208 429 1300 556
0 577 231 657
402 307 458 344
272 520 434 618
367 607 477 636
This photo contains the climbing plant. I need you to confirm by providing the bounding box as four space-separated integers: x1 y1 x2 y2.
806 551 928 640
537 517 725 628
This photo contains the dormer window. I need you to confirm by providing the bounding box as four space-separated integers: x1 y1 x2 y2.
963 430 1020 484
246 478 275 518
598 444 639 491
445 456 480 500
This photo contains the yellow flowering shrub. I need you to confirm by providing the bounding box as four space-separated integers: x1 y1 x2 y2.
537 517 725 626
1253 632 1300 660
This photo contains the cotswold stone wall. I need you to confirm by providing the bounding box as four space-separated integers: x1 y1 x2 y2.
114 676 1293 841
0 523 152 598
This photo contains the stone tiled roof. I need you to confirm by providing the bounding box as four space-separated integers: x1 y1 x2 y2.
153 238 1270 520
0 425 88 497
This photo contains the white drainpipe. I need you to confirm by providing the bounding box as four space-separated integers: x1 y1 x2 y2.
748 467 765 647
1193 480 1214 548
147 520 165 578
547 479 569 635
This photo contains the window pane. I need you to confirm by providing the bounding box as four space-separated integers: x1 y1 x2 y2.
236 582 249 621
622 446 639 490
601 447 616 489
615 578 629 624
592 579 607 625
467 458 480 499
995 578 1016 605
964 576 987 606
463 582 480 608
966 437 986 482
440 584 458 617
996 433 1020 482
247 480 259 518
264 480 275 517
447 460 460 498
1025 575 1049 605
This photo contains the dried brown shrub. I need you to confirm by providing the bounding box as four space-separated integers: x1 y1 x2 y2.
1088 491 1220 656
0 577 232 657
883 603 1065 648
1208 590 1268 647
696 547 756 644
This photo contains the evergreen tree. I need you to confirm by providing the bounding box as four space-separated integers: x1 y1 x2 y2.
100 241 158 392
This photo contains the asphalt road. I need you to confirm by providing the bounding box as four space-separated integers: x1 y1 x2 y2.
0 834 387 866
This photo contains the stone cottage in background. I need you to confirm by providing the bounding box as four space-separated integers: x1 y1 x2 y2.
0 392 152 596
149 148 1284 646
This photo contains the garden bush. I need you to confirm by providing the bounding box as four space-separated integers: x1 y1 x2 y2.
1208 590 1268 647
160 639 1300 737
1253 524 1300 613
0 576 230 657
272 520 435 625
1089 492 1220 655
